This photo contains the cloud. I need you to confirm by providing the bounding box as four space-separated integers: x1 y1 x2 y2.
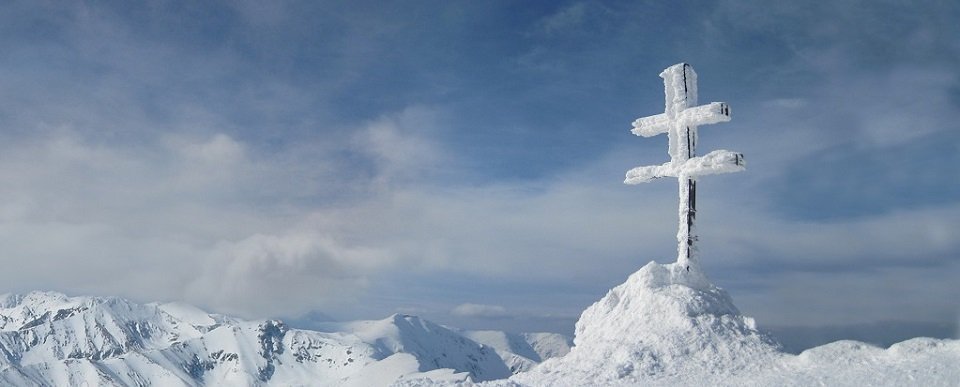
352 105 447 187
0 104 542 319
0 0 956 337
186 233 393 318
177 133 246 164
0 128 390 317
816 67 958 148
536 3 589 35
452 303 510 319
762 98 806 109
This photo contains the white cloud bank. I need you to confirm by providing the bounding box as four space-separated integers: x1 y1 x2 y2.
0 101 956 326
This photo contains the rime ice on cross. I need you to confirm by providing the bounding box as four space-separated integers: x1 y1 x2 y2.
625 63 745 272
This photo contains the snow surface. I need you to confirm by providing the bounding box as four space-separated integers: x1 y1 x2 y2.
394 262 958 386
508 261 781 386
458 330 571 374
2 261 958 386
498 261 957 386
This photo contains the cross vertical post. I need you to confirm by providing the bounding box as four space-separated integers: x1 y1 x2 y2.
625 63 744 272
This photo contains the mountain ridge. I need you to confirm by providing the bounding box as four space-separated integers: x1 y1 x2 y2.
0 291 569 386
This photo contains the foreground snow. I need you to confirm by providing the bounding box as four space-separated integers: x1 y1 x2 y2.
1 261 956 386
500 261 959 386
400 262 958 386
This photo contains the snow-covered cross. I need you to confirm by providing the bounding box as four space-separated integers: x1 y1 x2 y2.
625 63 745 272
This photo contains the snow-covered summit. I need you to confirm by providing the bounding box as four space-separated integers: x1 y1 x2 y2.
323 313 512 381
0 290 215 365
512 261 780 385
499 261 960 387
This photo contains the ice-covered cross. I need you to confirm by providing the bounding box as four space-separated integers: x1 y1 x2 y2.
625 63 745 272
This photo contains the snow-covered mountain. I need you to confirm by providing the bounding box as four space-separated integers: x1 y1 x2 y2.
0 292 565 386
458 330 571 374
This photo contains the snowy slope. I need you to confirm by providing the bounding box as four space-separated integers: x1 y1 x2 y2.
510 261 781 385
500 261 960 387
4 261 957 387
317 314 512 381
0 291 382 386
0 292 556 386
459 330 571 374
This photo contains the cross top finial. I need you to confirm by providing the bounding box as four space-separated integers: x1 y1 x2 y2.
625 63 744 271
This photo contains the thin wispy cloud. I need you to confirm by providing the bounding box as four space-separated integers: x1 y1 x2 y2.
452 303 510 319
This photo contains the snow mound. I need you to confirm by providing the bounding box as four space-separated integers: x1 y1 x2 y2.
512 261 780 385
498 261 960 387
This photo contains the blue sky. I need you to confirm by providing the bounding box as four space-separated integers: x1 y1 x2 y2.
0 1 958 344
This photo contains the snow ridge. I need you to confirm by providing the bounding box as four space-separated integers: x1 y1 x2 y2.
459 330 572 374
335 313 511 381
